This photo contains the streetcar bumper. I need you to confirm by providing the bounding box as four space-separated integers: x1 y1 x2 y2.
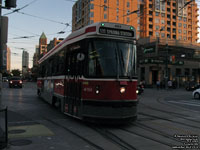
82 100 138 119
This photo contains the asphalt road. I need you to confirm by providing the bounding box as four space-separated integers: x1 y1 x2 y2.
0 82 200 150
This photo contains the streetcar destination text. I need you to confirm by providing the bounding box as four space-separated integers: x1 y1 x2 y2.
99 27 134 37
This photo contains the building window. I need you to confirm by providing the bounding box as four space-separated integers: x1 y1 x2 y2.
178 29 182 33
156 32 159 37
178 23 182 27
161 33 165 37
137 4 140 9
161 26 165 31
116 8 119 13
183 18 187 22
104 5 107 11
183 30 187 34
155 25 160 30
104 14 107 19
183 24 187 28
137 19 140 24
161 20 165 24
178 16 182 21
127 17 130 23
149 11 153 16
116 16 119 21
183 36 187 40
161 13 165 17
155 18 160 23
127 2 130 7
90 20 94 24
117 0 119 6
104 0 107 3
90 12 94 18
137 26 140 31
90 3 94 9
155 12 159 16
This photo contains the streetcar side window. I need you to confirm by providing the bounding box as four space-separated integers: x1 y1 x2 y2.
57 50 65 75
88 42 95 76
67 41 86 77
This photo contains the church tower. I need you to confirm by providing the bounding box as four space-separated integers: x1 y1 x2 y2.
39 32 47 55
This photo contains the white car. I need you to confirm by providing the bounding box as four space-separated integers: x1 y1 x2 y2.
192 88 200 99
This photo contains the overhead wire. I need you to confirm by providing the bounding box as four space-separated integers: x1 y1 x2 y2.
3 0 40 15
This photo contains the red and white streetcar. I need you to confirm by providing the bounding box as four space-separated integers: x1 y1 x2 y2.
37 22 138 122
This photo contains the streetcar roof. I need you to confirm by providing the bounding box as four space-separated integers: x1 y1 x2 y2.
38 22 136 64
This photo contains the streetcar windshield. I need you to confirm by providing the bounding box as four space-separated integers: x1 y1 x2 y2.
88 39 136 78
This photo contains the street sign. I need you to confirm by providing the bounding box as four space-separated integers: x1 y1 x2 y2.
143 48 155 53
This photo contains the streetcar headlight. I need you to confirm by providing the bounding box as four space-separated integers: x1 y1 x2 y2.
136 90 139 94
95 85 100 94
10 81 13 84
120 87 126 93
95 90 100 94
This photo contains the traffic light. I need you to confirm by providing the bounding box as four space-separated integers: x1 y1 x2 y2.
5 0 17 8
170 55 175 63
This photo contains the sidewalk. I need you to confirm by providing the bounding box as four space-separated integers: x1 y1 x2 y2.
0 105 7 150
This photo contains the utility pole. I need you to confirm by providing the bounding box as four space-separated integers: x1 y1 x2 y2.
0 0 17 98
165 43 168 89
0 0 3 97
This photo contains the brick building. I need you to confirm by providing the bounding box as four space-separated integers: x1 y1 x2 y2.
72 0 200 87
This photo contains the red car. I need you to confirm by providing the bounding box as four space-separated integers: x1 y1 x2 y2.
9 77 23 88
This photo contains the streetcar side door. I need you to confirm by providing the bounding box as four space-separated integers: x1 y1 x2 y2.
65 42 85 118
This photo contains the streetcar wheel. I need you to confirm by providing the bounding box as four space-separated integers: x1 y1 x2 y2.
194 93 200 100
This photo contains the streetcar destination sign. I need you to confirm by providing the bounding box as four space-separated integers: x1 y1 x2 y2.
99 27 134 37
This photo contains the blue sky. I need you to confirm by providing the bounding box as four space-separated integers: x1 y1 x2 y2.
2 0 200 70
2 0 75 70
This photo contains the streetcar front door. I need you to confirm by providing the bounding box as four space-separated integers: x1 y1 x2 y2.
65 50 83 118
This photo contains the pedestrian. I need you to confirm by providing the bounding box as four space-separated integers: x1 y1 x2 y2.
168 80 172 89
156 80 160 90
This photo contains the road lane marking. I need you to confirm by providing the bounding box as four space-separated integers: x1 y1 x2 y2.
168 101 200 107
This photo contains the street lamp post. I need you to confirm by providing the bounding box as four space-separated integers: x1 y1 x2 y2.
165 43 168 89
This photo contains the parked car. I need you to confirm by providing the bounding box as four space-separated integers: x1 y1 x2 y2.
185 82 200 91
9 77 23 88
192 88 200 100
2 77 8 82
